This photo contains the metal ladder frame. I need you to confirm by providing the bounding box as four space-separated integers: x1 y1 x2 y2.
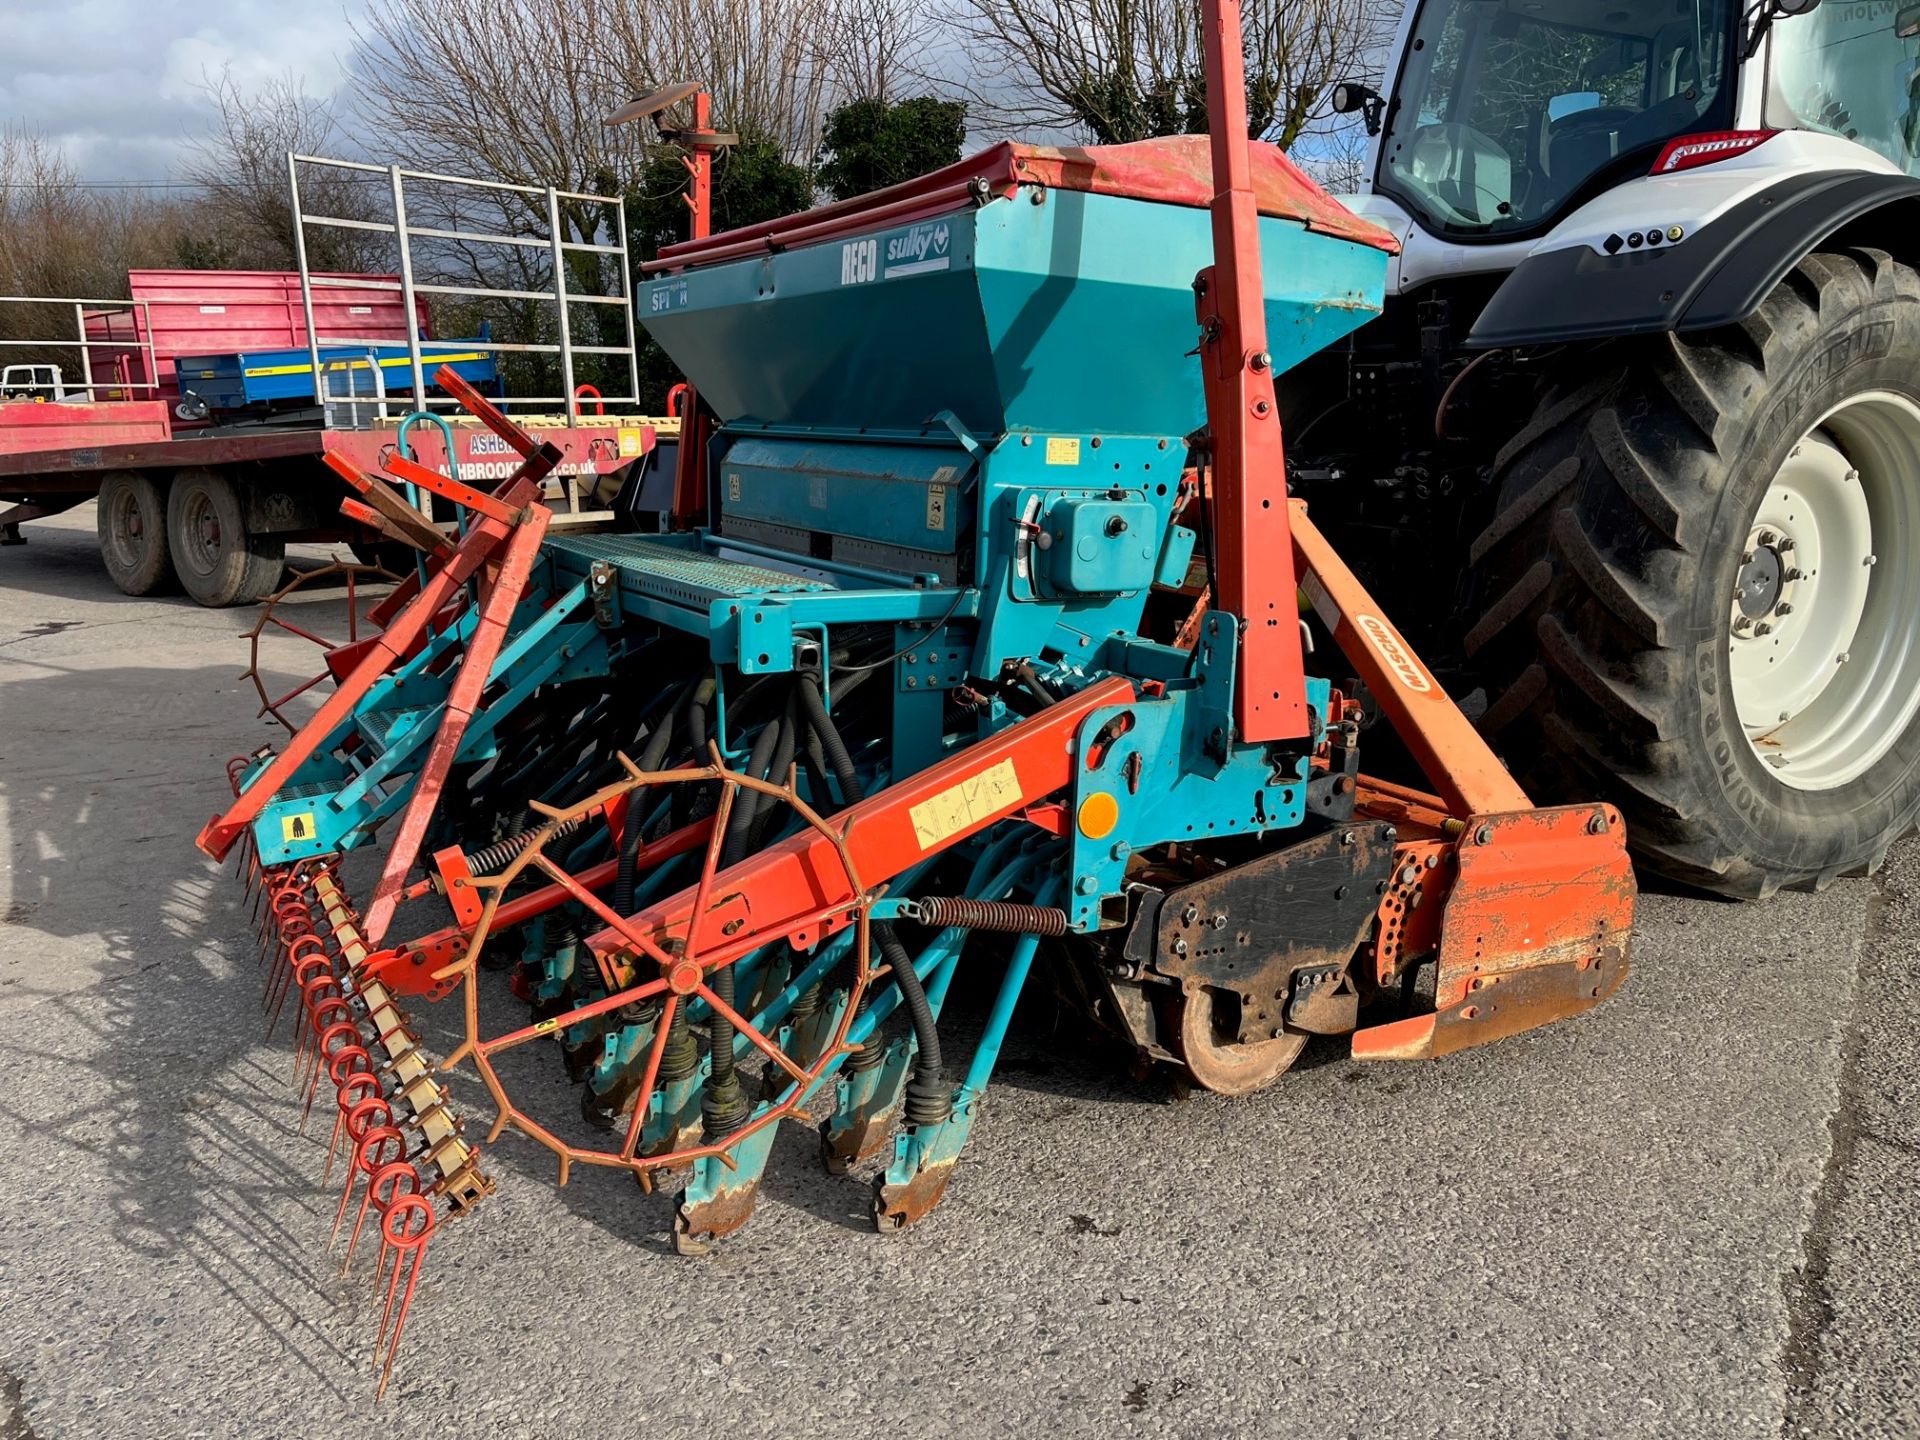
285 152 643 520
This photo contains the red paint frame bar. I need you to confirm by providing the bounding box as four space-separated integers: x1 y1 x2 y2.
584 677 1137 962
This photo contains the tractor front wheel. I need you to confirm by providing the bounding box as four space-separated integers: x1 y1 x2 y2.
1465 248 1920 896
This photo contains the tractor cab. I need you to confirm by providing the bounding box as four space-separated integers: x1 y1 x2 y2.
1347 0 1920 244
1361 0 1740 239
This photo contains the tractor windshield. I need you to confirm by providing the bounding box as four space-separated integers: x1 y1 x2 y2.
1379 0 1739 239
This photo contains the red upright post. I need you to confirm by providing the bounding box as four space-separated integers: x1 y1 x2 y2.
361 508 552 944
667 91 717 526
685 92 714 240
1195 0 1310 743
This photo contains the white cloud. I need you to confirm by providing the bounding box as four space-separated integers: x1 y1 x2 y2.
0 0 368 179
159 11 362 103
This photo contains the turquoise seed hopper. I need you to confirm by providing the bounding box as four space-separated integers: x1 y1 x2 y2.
623 136 1396 705
643 135 1391 441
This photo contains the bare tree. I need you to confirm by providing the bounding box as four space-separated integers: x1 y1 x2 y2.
820 0 946 103
0 127 187 299
955 0 1401 149
621 0 851 156
1298 117 1374 193
0 126 197 378
353 0 852 210
181 68 379 271
0 127 93 298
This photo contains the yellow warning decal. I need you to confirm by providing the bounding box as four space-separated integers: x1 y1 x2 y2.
280 812 318 843
1045 436 1081 466
533 1018 559 1034
908 759 1022 850
618 427 647 456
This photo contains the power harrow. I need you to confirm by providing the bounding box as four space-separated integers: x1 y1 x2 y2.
197 1 1636 1392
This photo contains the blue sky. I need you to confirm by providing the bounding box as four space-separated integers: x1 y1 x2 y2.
0 0 367 180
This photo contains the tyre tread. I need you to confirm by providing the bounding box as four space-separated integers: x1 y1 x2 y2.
1463 250 1920 895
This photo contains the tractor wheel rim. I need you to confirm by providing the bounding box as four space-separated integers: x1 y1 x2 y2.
1732 391 1920 791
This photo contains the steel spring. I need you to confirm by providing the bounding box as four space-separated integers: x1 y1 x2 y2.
843 987 887 1073
466 813 584 877
788 979 822 1024
912 896 1069 936
702 1074 751 1138
655 1008 701 1083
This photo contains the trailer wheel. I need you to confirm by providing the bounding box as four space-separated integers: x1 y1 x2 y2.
165 468 285 607
95 469 175 596
1464 248 1920 897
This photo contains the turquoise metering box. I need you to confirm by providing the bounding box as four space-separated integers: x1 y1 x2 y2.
1043 495 1159 595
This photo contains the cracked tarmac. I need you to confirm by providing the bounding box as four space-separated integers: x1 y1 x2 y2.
1 506 1915 1438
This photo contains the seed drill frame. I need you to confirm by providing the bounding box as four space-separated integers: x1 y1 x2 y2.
197 6 1635 1391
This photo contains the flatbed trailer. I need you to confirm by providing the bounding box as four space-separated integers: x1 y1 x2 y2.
0 162 666 605
0 408 666 604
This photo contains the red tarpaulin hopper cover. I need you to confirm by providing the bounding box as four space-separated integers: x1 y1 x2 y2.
650 134 1399 272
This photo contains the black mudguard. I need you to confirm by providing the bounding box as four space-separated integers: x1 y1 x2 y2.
1468 169 1920 348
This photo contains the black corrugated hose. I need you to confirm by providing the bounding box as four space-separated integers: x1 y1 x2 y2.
702 687 787 1139
744 693 800 852
611 683 692 916
797 672 951 1126
674 676 712 830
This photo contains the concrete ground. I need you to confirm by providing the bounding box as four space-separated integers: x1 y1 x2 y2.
0 503 1914 1439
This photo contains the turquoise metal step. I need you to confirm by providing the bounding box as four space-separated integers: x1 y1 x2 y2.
275 779 339 801
355 704 435 755
543 533 838 608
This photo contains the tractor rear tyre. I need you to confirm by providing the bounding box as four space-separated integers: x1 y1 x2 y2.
166 468 285 607
1465 248 1920 897
95 469 175 596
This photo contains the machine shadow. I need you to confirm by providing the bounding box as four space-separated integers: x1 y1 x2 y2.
0 652 395 1400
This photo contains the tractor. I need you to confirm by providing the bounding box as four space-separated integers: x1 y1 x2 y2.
1294 0 1920 897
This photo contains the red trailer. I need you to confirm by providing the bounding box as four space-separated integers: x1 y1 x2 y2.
80 269 437 412
1 172 662 605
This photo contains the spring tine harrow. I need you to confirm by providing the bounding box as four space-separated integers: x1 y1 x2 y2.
337 1123 408 1272
325 1071 384 1185
372 1195 435 1400
232 846 490 1396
